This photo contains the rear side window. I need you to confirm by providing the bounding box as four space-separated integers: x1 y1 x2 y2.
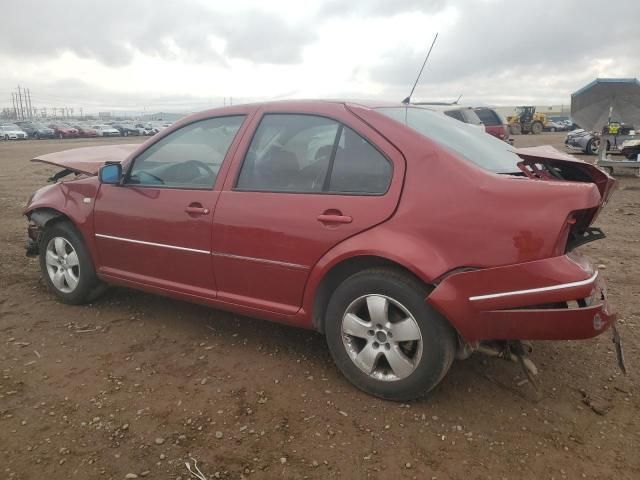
460 109 483 125
330 126 392 193
444 110 464 122
474 108 502 126
236 114 392 194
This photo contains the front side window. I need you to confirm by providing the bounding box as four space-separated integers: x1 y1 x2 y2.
127 116 244 188
236 114 392 194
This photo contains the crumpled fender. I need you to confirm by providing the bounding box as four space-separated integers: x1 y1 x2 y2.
24 177 101 263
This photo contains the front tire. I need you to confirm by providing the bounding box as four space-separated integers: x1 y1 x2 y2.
325 268 457 401
586 138 599 155
39 222 104 304
531 121 543 134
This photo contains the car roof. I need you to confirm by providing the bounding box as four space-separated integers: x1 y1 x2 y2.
179 99 466 125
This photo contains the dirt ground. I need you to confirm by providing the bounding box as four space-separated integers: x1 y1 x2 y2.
1 132 638 480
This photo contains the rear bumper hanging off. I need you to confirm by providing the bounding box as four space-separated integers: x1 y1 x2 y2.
427 252 615 341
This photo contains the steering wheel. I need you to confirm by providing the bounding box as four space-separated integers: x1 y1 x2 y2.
181 160 215 176
137 171 165 184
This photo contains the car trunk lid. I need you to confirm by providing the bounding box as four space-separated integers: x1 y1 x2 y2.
514 145 616 204
31 144 138 176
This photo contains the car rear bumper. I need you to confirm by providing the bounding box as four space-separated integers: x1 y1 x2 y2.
427 252 615 341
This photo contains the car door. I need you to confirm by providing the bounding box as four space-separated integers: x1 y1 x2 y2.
93 114 247 297
212 104 405 315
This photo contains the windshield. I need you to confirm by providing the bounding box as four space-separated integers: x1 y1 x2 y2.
377 106 522 173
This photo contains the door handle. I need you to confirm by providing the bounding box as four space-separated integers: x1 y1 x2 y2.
317 214 352 224
185 205 210 215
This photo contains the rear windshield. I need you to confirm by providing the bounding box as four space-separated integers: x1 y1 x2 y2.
474 108 502 126
377 106 521 173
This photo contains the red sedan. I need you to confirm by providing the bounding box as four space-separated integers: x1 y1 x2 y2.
48 123 80 139
73 125 99 138
24 101 619 400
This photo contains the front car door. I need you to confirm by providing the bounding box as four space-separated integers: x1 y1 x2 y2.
93 114 247 298
212 103 405 316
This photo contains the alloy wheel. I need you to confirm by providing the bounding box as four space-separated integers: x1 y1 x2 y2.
341 294 423 381
45 237 80 293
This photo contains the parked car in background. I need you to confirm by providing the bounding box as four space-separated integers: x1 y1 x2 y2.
1 124 28 140
112 123 141 137
550 117 579 131
565 129 601 154
148 122 173 133
135 123 156 135
16 121 55 139
73 125 99 137
48 123 80 139
544 120 568 132
415 103 485 131
473 107 510 141
24 100 618 401
92 124 121 137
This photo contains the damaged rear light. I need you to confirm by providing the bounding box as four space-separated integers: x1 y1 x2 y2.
561 208 606 253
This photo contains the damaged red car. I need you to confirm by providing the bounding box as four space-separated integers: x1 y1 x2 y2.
24 101 621 401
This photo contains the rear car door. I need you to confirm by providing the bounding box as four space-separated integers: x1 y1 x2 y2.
212 103 405 315
93 115 247 297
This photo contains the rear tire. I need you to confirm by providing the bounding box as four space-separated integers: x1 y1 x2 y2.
38 222 105 305
325 268 457 401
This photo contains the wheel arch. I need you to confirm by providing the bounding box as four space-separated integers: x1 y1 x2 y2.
26 203 97 266
27 206 69 228
310 255 434 333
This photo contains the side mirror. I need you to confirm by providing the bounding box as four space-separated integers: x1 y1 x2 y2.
99 163 122 184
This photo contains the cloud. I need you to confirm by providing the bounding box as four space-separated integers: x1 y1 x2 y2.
221 11 315 64
318 0 449 17
1 0 639 111
0 0 314 66
369 0 640 102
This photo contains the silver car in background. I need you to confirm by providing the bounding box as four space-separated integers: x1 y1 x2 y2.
1 124 28 140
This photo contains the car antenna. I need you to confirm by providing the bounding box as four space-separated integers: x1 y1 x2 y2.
452 94 462 104
401 32 438 105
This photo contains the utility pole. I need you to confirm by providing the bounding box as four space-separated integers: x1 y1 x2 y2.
11 93 18 119
27 89 33 119
17 86 25 120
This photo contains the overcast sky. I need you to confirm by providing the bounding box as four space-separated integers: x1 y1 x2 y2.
1 0 639 113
